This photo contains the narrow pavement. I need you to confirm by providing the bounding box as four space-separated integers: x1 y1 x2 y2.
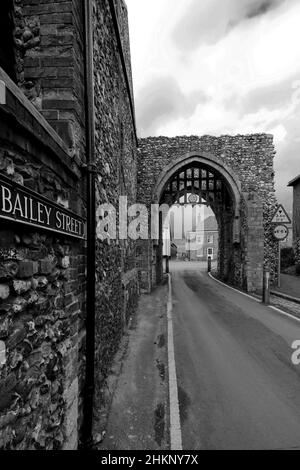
171 261 300 450
99 285 169 450
273 273 300 299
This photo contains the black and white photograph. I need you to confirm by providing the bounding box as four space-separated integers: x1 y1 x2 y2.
0 0 300 455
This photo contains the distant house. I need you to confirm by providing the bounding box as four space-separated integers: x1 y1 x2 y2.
186 216 219 261
288 175 300 263
172 238 187 259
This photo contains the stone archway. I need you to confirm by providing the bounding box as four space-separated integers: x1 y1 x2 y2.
152 152 243 287
153 152 241 204
137 135 278 294
152 151 242 238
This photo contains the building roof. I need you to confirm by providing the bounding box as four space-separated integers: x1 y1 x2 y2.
203 215 218 231
288 175 300 187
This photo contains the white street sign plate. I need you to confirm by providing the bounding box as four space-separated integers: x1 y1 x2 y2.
273 224 289 241
271 204 291 224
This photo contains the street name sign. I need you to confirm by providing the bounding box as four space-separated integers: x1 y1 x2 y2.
271 204 291 224
0 173 86 240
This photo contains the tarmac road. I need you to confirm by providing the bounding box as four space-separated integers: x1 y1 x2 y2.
171 261 300 450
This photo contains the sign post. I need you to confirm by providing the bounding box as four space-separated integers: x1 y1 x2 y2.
273 226 289 288
263 268 270 304
278 241 282 288
271 205 291 289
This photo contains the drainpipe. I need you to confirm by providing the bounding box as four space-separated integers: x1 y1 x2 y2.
81 0 96 449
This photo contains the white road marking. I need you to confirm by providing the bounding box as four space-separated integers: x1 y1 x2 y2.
269 306 300 324
208 272 300 324
208 272 260 302
167 273 182 451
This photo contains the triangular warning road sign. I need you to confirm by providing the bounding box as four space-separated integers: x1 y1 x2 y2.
271 204 291 224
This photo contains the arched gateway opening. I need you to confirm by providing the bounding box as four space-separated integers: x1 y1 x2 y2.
152 152 242 286
137 135 278 295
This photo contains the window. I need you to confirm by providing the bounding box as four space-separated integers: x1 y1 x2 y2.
0 0 16 81
207 234 214 244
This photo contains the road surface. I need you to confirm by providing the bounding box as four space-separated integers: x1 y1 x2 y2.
171 261 300 450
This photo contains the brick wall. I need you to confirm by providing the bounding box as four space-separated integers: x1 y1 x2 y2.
12 0 85 162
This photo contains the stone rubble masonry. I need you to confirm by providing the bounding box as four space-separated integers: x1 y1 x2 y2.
0 0 139 450
112 0 135 107
0 95 86 448
242 194 265 292
18 261 39 279
0 286 10 301
92 0 139 436
0 2 86 448
296 239 300 266
0 228 86 450
137 135 278 293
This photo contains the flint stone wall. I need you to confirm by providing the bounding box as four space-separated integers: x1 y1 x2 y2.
0 70 86 450
0 0 139 450
92 0 139 434
137 135 278 292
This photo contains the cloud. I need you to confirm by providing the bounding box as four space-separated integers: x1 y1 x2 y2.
246 0 283 18
136 76 207 136
127 0 300 210
273 106 300 210
224 74 300 115
172 0 289 50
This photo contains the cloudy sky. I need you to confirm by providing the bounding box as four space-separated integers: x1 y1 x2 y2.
126 0 300 212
